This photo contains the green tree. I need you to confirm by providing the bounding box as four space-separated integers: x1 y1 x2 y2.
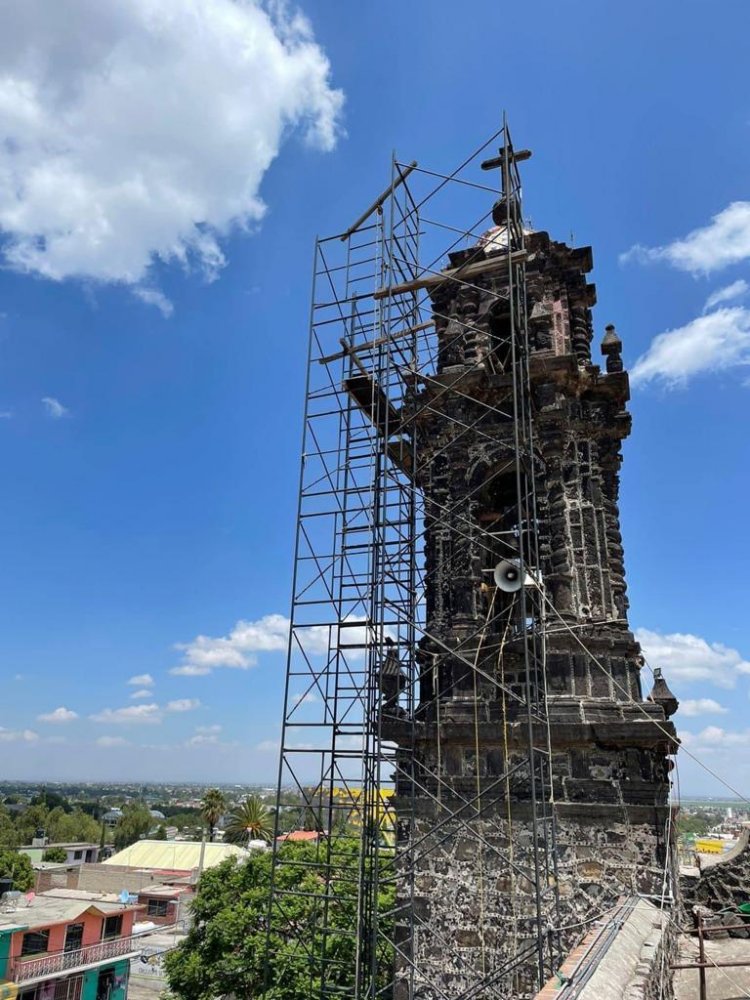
31 791 71 813
200 788 226 843
47 808 101 844
224 795 273 845
154 824 167 841
13 804 50 845
42 847 68 863
0 806 19 850
164 844 393 1000
0 850 34 892
113 803 153 851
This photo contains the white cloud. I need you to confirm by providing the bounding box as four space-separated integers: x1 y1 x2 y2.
171 612 375 675
187 733 219 746
133 287 174 318
37 706 78 723
0 0 342 290
195 724 222 734
631 307 750 388
0 411 12 419
621 202 750 274
128 673 154 687
686 726 750 749
165 698 201 713
677 698 729 718
293 691 320 705
256 739 279 753
704 279 749 312
636 628 750 688
0 728 39 743
169 663 214 677
96 736 129 747
171 612 289 674
89 702 162 724
130 688 152 700
41 396 69 419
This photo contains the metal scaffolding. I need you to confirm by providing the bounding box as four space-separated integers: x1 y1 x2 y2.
266 120 560 1000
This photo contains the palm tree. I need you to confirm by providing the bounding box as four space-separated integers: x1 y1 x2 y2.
201 788 226 843
224 794 273 845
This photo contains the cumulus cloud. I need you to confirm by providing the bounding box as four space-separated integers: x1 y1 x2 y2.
165 698 201 713
630 307 750 388
41 396 69 419
170 612 374 675
37 706 78 723
89 702 162 724
130 688 152 700
0 0 343 293
0 728 39 743
621 202 750 274
128 673 154 687
636 628 750 688
704 279 749 312
171 613 289 674
677 698 729 718
684 726 750 750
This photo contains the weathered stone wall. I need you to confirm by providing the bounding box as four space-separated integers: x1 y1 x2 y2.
394 809 672 1000
390 228 678 998
681 829 750 912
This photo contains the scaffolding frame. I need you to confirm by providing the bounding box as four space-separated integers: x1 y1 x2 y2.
266 121 561 1000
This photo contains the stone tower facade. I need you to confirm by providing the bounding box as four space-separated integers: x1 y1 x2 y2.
384 229 678 999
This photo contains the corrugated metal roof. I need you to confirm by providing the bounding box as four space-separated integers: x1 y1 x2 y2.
102 839 248 870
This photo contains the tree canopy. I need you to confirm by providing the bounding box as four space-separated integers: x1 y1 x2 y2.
0 850 34 892
164 843 394 1000
113 802 153 851
0 807 19 850
42 847 69 863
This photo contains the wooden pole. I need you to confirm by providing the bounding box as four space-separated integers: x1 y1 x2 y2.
698 912 708 1000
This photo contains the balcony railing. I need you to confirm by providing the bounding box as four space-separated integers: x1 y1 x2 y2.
11 936 139 983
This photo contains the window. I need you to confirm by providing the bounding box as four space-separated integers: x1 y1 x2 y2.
96 969 115 1000
64 923 84 953
23 976 84 1000
101 914 122 940
21 930 50 957
73 851 83 860
146 899 169 917
54 977 83 1000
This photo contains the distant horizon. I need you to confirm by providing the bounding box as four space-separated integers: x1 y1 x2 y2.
0 777 742 802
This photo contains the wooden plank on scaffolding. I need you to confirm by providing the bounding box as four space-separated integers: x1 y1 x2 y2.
373 248 528 301
344 374 400 435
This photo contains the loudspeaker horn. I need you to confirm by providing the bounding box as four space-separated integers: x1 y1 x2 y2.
493 559 524 593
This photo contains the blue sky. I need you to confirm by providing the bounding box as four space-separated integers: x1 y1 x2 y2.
0 0 748 794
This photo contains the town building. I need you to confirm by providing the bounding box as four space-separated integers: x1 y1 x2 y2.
20 845 101 868
0 889 143 1000
101 839 247 872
